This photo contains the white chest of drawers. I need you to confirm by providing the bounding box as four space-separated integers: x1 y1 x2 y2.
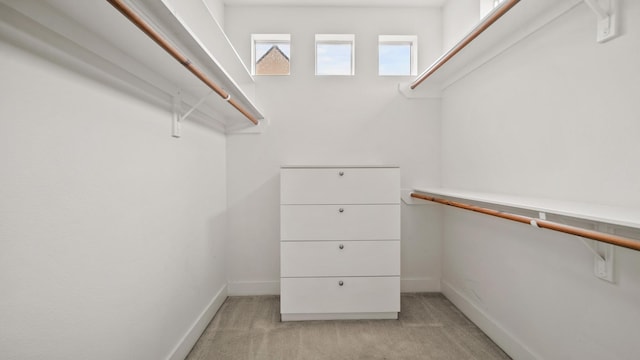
280 166 401 321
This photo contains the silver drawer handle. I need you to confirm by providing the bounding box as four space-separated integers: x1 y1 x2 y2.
338 281 344 286
339 244 344 250
338 171 344 176
338 208 344 213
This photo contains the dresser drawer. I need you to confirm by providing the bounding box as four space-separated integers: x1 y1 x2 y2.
281 204 399 241
280 277 400 315
281 241 400 277
280 167 400 204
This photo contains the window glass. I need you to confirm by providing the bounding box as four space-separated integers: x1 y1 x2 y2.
315 34 355 76
378 35 417 76
379 43 411 76
251 34 290 75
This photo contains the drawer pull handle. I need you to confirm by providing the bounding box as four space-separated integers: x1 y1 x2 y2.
338 208 344 213
338 171 344 176
339 244 344 250
338 281 344 286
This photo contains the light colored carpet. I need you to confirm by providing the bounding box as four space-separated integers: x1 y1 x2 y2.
185 293 511 360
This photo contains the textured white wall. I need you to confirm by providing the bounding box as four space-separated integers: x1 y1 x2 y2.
0 25 228 360
224 5 444 294
440 1 640 359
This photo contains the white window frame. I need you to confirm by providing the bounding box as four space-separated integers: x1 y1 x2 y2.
378 35 418 76
251 34 291 76
315 34 355 76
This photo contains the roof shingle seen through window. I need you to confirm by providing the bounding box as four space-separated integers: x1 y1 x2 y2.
255 44 290 75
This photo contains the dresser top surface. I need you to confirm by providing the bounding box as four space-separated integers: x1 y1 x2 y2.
281 165 399 169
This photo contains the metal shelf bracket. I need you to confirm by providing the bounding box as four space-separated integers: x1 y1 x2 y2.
581 223 615 283
583 0 618 43
172 89 214 138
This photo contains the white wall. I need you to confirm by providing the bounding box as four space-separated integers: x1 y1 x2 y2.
0 19 228 360
203 0 225 28
223 5 444 295
442 0 480 50
440 1 640 359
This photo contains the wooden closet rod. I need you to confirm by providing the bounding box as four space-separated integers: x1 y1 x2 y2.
410 0 520 90
106 0 259 125
410 192 640 252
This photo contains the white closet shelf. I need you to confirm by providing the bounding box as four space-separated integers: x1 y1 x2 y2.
400 0 584 98
405 188 640 231
0 0 265 133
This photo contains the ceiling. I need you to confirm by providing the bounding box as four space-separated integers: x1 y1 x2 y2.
223 0 446 7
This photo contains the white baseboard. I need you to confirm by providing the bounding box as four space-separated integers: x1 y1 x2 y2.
227 280 280 296
401 277 441 292
166 284 228 360
165 279 540 359
441 280 541 360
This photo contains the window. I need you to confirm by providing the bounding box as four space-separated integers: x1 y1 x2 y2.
315 34 355 76
251 34 290 75
378 35 418 76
